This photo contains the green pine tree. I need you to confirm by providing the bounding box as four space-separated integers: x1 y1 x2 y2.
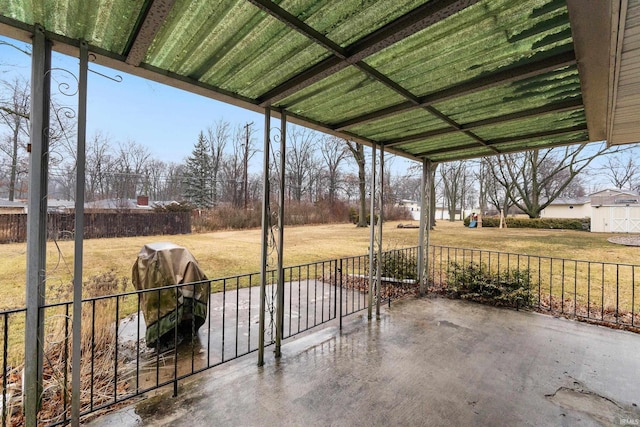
183 132 213 208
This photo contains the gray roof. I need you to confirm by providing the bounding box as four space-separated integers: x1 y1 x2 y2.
548 197 590 206
0 199 27 208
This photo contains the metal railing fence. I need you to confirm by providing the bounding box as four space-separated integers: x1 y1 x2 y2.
429 245 640 328
0 247 417 426
4 244 635 426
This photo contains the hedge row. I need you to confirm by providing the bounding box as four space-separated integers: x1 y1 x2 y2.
464 216 589 230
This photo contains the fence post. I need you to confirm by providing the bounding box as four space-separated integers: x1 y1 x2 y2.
339 259 343 330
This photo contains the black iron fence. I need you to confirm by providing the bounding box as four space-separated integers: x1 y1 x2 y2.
428 245 640 328
2 244 637 425
0 247 417 426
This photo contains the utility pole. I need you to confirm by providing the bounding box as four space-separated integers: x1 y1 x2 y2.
243 122 253 210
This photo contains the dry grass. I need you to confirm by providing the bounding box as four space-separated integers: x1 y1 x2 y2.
0 220 637 310
1 220 639 424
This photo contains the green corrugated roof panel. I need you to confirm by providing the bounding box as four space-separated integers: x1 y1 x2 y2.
0 0 601 163
145 0 431 99
401 132 478 155
434 66 582 124
300 0 429 47
0 0 144 53
474 109 585 140
146 0 332 98
492 131 588 151
430 147 496 162
367 0 572 97
348 109 448 141
278 67 407 123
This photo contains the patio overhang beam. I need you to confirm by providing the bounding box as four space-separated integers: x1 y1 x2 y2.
124 0 177 66
413 124 588 159
333 50 577 131
384 98 585 147
422 105 501 154
255 0 481 107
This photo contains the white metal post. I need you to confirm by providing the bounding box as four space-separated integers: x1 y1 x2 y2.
419 159 433 296
368 144 376 320
71 41 88 427
24 25 51 427
275 112 286 357
258 107 271 366
375 148 384 316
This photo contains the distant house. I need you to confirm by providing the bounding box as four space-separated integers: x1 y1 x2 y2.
0 199 27 214
47 198 76 213
85 196 153 211
540 197 591 219
589 189 640 233
397 199 420 221
396 199 465 221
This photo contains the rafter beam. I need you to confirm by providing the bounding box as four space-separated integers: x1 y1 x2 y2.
333 50 577 131
125 0 176 66
412 124 588 157
255 0 481 107
384 98 584 147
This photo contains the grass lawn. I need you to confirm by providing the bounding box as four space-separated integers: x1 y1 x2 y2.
0 219 638 371
0 219 637 310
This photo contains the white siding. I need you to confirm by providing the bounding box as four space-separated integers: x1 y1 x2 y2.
591 206 640 232
610 1 640 145
541 203 591 219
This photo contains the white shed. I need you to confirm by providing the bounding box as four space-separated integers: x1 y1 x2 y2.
589 189 640 233
540 198 591 219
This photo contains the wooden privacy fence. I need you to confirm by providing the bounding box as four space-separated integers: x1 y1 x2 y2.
0 211 191 243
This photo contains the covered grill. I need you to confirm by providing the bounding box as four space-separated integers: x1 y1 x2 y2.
132 242 209 349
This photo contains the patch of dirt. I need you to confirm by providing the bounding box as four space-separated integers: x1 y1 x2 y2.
607 235 640 246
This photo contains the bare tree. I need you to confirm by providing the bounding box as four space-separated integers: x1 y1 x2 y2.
84 132 116 201
0 77 29 200
220 125 247 207
163 162 188 201
440 160 472 221
285 127 318 203
345 140 367 227
206 119 229 206
484 160 513 214
319 136 349 205
600 148 640 192
488 144 616 218
113 141 151 201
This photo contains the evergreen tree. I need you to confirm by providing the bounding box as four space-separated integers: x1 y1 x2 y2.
183 132 213 208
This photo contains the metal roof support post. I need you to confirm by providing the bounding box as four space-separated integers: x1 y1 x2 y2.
368 144 376 320
24 25 51 427
275 112 286 358
376 148 384 317
71 41 88 427
258 107 271 367
418 159 433 296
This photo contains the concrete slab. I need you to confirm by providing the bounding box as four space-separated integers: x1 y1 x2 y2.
90 297 640 427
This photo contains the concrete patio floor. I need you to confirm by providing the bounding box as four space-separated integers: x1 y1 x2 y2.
90 297 640 427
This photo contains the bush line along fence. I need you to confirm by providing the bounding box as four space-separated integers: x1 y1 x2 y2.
1 245 638 426
464 216 590 230
0 212 191 243
428 244 640 328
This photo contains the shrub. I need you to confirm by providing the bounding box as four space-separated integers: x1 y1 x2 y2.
152 201 194 212
348 207 358 224
446 262 533 308
463 216 589 230
380 250 418 281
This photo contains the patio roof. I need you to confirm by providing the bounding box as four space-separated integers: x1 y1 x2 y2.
0 0 634 161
